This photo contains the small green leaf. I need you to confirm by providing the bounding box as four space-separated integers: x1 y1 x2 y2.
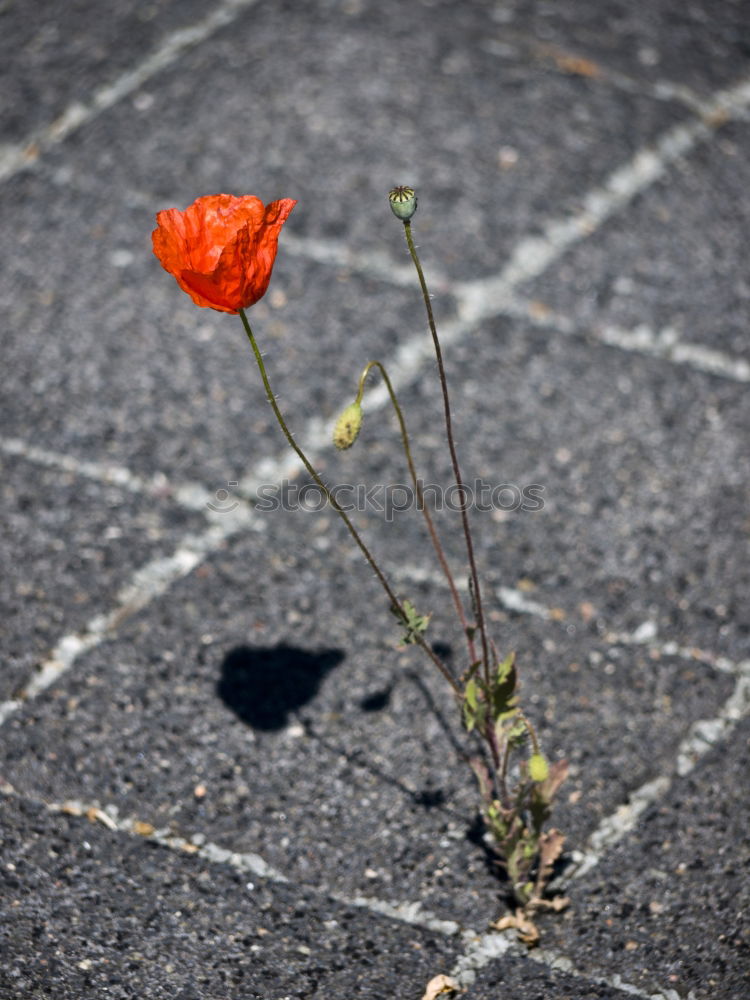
490 652 518 718
391 599 431 646
496 652 515 684
460 659 482 685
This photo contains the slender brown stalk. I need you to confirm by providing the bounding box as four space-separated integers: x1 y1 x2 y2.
401 221 491 685
357 360 477 667
238 309 460 696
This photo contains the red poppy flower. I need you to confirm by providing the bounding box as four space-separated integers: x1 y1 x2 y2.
152 194 296 314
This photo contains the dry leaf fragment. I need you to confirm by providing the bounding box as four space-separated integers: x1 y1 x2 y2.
538 828 566 885
493 908 546 947
493 910 540 947
554 54 601 77
532 896 570 913
421 974 460 1000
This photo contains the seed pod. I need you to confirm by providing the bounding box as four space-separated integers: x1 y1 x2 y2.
332 402 363 450
388 186 418 221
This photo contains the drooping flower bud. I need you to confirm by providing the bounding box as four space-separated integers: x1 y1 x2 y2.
332 402 363 450
528 753 549 782
388 186 418 221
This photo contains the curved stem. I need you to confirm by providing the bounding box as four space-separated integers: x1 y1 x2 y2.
401 221 491 686
238 309 460 696
357 360 477 667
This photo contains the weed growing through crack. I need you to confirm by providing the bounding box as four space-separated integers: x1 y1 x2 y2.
152 188 569 944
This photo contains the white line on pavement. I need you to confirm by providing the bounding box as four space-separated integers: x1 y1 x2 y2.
0 0 260 184
0 781 676 999
0 510 258 726
4 76 750 512
450 928 683 998
453 75 750 325
560 658 750 885
493 297 750 384
0 436 224 513
3 83 748 988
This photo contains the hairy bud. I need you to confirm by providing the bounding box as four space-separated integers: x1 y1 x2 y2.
332 402 363 450
528 754 549 782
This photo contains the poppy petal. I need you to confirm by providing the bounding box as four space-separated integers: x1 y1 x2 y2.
152 194 296 314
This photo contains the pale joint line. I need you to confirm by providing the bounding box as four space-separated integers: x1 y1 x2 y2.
454 74 750 330
560 656 750 887
5 72 748 743
394 562 740 675
481 25 714 126
6 75 750 511
394 559 750 973
0 436 215 511
0 782 464 937
0 780 674 999
0 508 259 727
0 26 743 998
450 930 683 999
492 298 750 384
0 0 260 184
281 232 450 291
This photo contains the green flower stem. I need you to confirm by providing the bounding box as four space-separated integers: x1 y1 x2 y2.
356 360 477 667
401 220 491 687
238 309 460 697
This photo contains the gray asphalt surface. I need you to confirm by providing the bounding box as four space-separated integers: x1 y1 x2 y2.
1 1 749 998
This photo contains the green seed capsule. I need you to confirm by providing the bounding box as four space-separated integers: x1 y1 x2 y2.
333 402 363 450
388 186 417 221
528 754 549 782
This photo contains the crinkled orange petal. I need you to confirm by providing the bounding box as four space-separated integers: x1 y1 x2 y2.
152 194 296 313
180 225 253 313
238 198 297 308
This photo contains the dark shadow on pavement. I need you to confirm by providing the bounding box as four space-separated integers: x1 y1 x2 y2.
217 643 345 731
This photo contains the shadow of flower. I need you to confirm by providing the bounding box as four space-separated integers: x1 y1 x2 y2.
217 643 345 731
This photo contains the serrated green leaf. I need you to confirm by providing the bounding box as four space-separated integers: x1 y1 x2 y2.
490 652 519 719
460 659 482 686
496 652 515 684
391 599 431 646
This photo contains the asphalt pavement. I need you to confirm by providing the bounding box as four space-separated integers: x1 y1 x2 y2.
1 1 749 998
